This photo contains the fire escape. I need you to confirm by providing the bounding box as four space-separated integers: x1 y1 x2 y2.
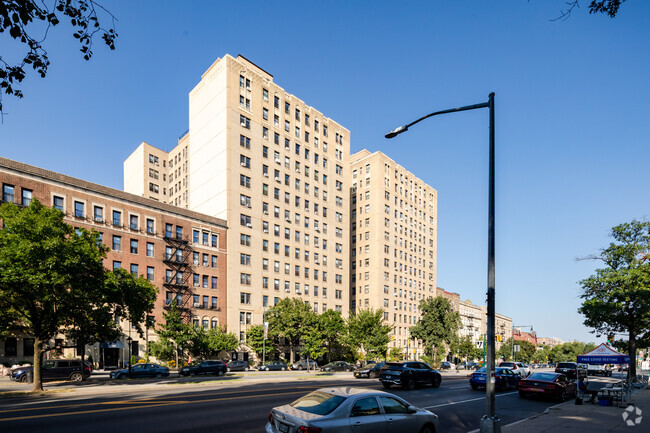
162 231 194 324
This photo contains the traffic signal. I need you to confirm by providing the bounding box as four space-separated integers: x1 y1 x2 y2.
496 335 502 342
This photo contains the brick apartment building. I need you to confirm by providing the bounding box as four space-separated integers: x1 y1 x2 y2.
0 157 227 368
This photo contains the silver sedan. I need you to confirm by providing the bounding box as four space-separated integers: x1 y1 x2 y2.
265 387 439 433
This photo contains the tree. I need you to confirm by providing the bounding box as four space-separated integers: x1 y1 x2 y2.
387 347 403 362
553 0 626 21
319 309 346 363
457 336 478 362
497 338 536 363
549 341 597 363
301 326 326 372
188 326 238 360
245 325 268 360
149 303 193 366
0 200 156 391
578 220 650 377
346 309 392 360
266 298 317 363
410 296 461 366
0 0 117 113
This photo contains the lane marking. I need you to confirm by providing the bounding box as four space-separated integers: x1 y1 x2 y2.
422 391 517 409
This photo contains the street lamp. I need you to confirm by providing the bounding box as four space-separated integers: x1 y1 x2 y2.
386 93 498 433
126 336 133 379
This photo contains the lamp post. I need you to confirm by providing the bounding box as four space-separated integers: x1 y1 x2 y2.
126 336 132 378
386 93 498 433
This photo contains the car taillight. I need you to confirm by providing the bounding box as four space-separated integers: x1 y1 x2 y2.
297 427 322 433
470 373 475 379
268 412 273 425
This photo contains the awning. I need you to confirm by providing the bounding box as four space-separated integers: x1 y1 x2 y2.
577 343 630 364
100 341 125 349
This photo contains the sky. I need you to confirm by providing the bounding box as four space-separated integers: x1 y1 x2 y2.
2 1 650 345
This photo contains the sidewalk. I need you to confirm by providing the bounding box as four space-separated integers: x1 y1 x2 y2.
502 388 649 432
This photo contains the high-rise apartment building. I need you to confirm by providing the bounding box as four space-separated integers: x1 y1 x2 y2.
125 54 351 342
349 150 437 359
123 142 169 202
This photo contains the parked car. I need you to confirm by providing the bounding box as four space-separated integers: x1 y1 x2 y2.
258 361 288 371
587 364 612 377
9 359 90 383
469 367 520 391
498 361 530 378
440 361 454 370
265 387 439 433
290 359 318 370
456 361 480 370
227 360 251 372
555 362 587 380
320 361 354 372
519 372 577 401
619 364 629 372
110 363 169 379
354 361 386 378
179 360 227 377
379 361 442 390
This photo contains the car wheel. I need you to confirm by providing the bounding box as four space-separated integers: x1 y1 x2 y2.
155 373 163 379
282 367 287 371
382 382 392 389
217 370 224 376
189 372 196 377
558 390 567 402
70 372 83 381
370 371 378 379
405 378 416 391
298 365 303 370
245 367 249 371
20 375 29 383
119 373 127 380
227 368 231 372
431 375 441 388
419 424 436 433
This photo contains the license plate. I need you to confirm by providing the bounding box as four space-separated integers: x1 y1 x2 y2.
278 423 289 433
522 387 544 392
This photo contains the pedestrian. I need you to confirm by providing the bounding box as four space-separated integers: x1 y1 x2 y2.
577 376 598 403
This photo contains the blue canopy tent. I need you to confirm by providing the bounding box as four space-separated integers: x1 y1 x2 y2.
577 343 630 364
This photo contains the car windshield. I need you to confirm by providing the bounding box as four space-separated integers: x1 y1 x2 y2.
475 368 487 373
290 391 346 415
557 363 575 368
528 373 558 381
499 362 514 367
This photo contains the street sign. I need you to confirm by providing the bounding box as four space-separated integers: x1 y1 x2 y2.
514 345 520 352
263 321 269 340
476 340 484 349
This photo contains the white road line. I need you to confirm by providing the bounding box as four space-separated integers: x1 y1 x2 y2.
422 391 517 409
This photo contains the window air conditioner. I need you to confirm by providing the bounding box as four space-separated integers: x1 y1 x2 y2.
193 303 200 307
246 223 252 228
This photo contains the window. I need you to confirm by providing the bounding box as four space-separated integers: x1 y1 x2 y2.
240 234 251 246
212 277 218 289
21 188 33 206
130 239 138 254
146 218 155 234
240 253 251 266
240 292 251 304
240 155 251 168
74 201 84 218
262 88 269 101
240 273 251 285
274 95 280 108
112 261 121 270
112 235 121 251
129 215 138 230
285 101 290 114
112 210 122 226
240 115 250 129
350 397 381 417
240 174 251 188
146 242 154 257
130 264 138 276
262 107 269 120
212 255 218 268
240 134 251 149
240 194 251 208
2 184 15 203
52 195 64 211
240 214 252 227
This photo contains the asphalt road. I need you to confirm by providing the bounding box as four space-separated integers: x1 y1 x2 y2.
0 372 623 433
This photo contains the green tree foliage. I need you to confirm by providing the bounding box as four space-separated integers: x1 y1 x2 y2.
319 309 346 362
149 303 193 364
189 326 238 360
410 296 461 365
549 341 597 363
246 325 267 360
266 298 317 363
534 346 553 363
497 338 536 363
0 200 156 391
0 0 118 112
457 335 479 362
388 347 403 362
578 220 650 377
346 309 392 360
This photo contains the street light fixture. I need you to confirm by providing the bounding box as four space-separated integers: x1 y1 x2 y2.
386 93 498 433
126 336 133 379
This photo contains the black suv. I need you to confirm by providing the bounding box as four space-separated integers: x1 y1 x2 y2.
379 361 442 390
353 361 386 378
227 360 251 372
555 362 587 380
179 360 227 377
10 359 90 383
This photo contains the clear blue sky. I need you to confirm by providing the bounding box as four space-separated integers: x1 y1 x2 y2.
3 1 650 344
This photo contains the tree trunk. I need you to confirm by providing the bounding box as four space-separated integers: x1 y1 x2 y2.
32 338 43 392
628 331 637 378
